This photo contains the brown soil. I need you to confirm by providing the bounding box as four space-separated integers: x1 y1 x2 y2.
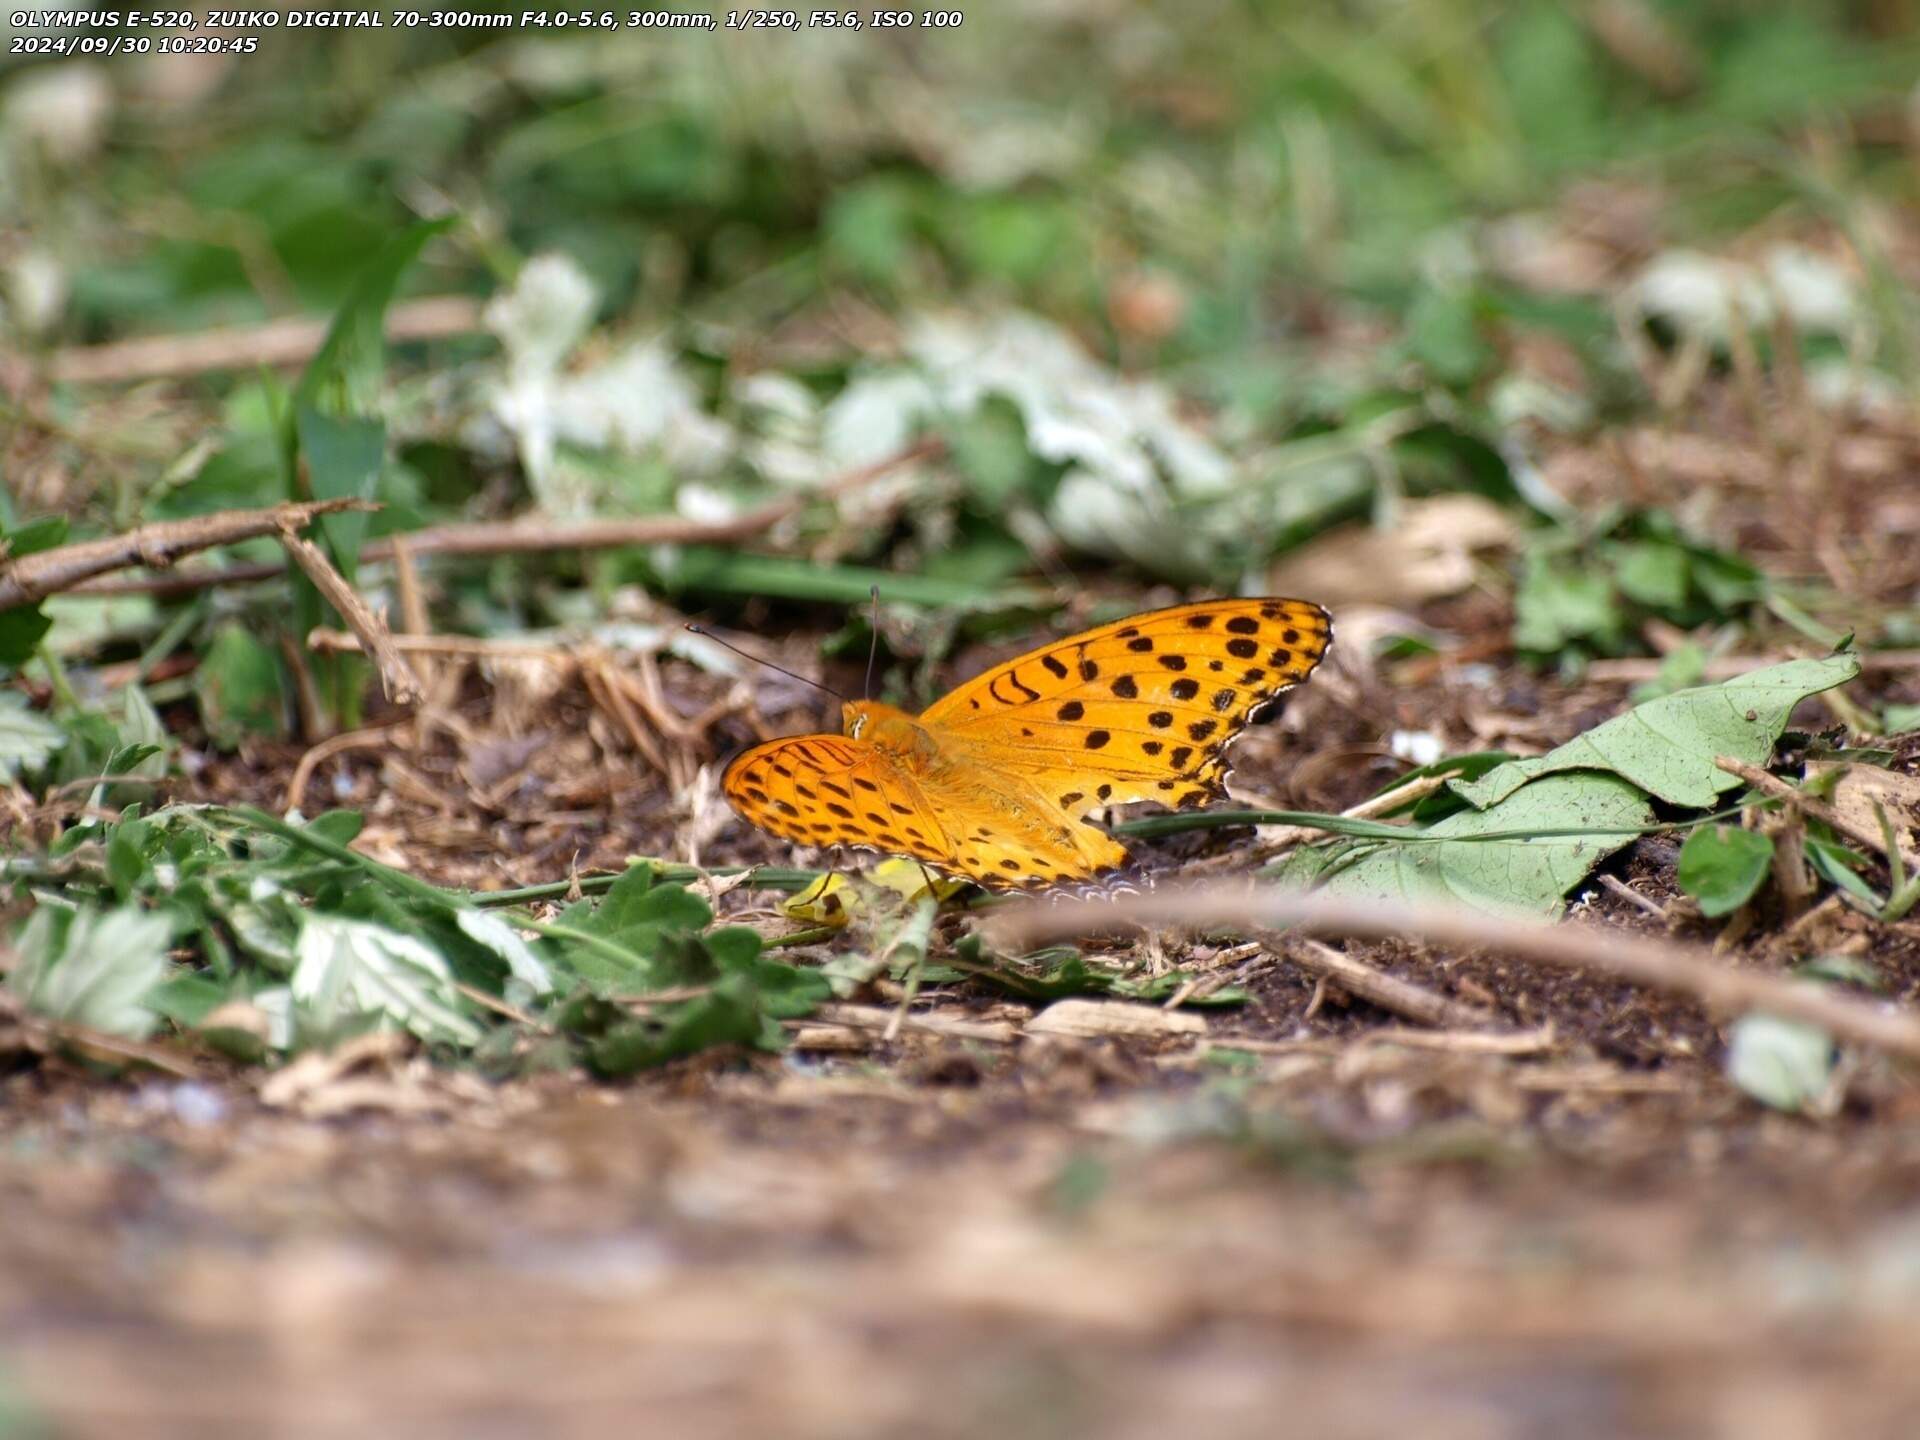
6 388 1920 1439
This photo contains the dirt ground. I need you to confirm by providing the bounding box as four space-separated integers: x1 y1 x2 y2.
7 386 1920 1438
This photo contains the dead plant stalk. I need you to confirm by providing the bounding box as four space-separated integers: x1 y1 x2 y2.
989 887 1920 1061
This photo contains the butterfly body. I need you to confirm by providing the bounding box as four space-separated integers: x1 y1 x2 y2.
723 597 1332 889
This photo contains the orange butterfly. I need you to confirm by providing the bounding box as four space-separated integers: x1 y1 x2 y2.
721 598 1332 890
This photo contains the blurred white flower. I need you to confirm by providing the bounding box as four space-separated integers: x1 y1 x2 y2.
3 63 112 164
4 250 66 336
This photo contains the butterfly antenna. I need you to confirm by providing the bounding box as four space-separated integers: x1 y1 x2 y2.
684 625 848 703
864 584 882 700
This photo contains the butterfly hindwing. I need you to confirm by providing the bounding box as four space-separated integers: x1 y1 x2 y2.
921 598 1331 815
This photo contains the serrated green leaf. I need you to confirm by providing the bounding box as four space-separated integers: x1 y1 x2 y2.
1676 824 1774 917
1454 655 1861 810
0 693 65 776
7 906 172 1040
1315 772 1653 919
291 914 481 1047
456 908 554 997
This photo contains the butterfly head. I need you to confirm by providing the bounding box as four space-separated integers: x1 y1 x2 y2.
843 700 932 760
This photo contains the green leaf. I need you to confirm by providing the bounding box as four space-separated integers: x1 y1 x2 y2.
823 177 915 285
455 909 555 998
198 623 286 746
7 906 172 1040
290 914 481 1047
1613 541 1690 610
1676 824 1775 917
0 606 54 671
588 973 764 1076
1512 552 1619 653
1453 655 1862 811
1726 1012 1836 1114
295 407 385 580
1406 286 1493 387
0 694 65 777
3 515 70 558
294 218 453 420
1314 772 1653 919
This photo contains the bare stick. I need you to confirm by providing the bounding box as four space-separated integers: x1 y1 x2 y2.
280 531 421 704
1597 872 1668 919
1713 755 1898 864
284 719 412 812
38 295 484 386
1268 934 1499 1030
988 886 1920 1061
70 438 946 599
308 629 577 659
0 498 368 609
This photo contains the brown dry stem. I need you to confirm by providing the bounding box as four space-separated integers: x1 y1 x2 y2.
990 887 1920 1061
0 498 369 609
279 529 421 705
71 438 946 599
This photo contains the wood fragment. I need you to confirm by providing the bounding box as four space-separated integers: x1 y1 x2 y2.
811 1002 1017 1045
1025 998 1207 1040
1597 872 1668 919
1267 934 1497 1031
0 498 368 609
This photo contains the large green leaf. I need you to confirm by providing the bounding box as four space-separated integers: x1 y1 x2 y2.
1313 772 1653 918
1453 655 1860 810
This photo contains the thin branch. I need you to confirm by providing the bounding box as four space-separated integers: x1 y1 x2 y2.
1713 755 1901 865
1265 934 1498 1030
37 295 485 386
988 886 1920 1061
69 438 947 599
279 531 421 705
0 498 368 609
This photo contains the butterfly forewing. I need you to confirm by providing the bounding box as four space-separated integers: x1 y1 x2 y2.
723 736 954 869
921 598 1331 815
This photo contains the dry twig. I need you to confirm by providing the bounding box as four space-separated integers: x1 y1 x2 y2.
1713 755 1899 864
0 498 368 609
37 295 484 385
1266 934 1498 1030
279 530 421 704
72 438 946 599
990 886 1920 1061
